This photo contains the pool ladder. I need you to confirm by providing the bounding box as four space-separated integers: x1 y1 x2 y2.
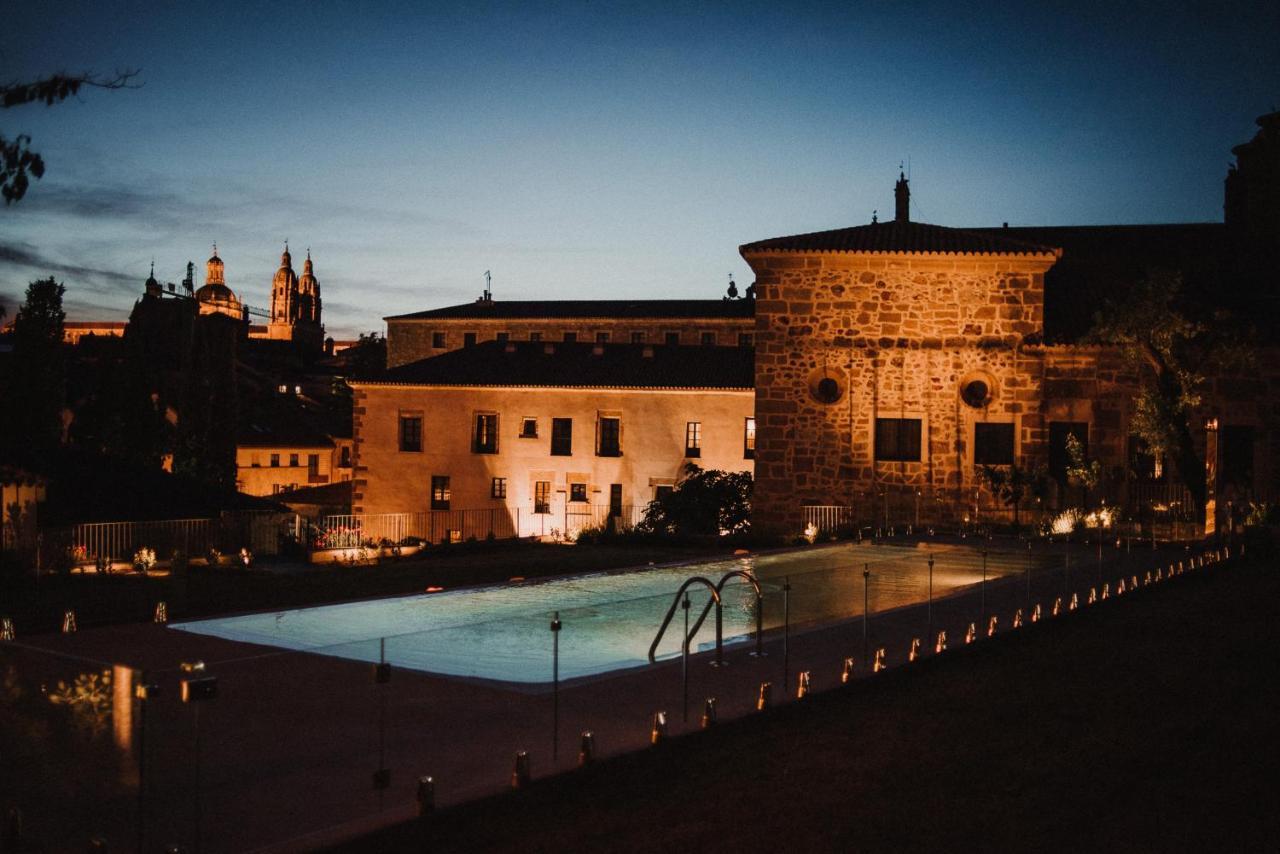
647 570 764 665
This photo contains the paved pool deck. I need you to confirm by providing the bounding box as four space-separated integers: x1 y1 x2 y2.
0 538 1212 853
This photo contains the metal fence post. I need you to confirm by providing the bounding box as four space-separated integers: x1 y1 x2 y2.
783 577 791 695
681 595 690 723
551 611 561 760
862 566 870 666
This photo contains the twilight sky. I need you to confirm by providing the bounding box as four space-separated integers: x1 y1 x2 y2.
2 1 1277 338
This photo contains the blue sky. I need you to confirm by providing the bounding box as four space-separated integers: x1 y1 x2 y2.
2 1 1277 337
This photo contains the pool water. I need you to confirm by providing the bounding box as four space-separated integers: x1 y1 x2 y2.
172 542 1039 684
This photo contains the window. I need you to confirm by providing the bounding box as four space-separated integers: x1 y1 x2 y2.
631 331 646 344
289 453 299 467
339 446 352 467
685 421 702 457
598 417 621 457
519 417 538 438
596 331 610 344
1049 422 1088 483
665 331 680 346
491 477 507 499
534 481 551 514
430 476 451 510
496 331 509 344
875 418 922 462
307 453 320 474
399 414 423 452
609 483 623 516
463 332 477 347
1129 436 1163 481
700 331 716 346
974 423 1015 465
738 332 754 347
551 418 573 456
529 331 543 342
473 413 498 454
270 453 280 467
570 483 588 502
563 331 577 343
655 485 674 501
744 417 756 460
1222 425 1256 490
432 332 446 349
251 455 261 468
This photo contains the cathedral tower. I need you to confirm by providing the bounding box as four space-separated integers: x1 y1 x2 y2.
267 242 324 352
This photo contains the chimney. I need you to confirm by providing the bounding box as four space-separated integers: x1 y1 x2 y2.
894 171 909 223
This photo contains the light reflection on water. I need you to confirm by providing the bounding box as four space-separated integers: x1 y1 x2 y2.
174 543 1046 683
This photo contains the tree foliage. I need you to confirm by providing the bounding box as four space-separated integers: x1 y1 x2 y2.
1 70 140 204
1087 271 1254 507
0 278 67 455
979 462 1049 530
640 463 752 536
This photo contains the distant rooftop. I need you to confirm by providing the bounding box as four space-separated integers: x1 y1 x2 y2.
358 340 754 390
386 299 755 322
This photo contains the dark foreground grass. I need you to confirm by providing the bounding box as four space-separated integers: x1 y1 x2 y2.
336 554 1280 854
0 540 729 634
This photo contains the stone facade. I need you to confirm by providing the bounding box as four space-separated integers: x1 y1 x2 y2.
744 249 1059 534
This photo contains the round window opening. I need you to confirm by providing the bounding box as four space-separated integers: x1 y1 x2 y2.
815 378 841 403
961 378 992 409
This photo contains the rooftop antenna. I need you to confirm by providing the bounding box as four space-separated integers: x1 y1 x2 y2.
483 270 492 302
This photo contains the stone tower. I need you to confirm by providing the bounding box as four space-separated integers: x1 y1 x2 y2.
267 243 323 352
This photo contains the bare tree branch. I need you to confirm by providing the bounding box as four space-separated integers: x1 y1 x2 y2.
1 70 143 109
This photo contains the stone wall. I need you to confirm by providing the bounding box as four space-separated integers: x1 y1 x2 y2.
745 251 1059 534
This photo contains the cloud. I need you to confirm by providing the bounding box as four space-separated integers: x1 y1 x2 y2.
0 241 136 289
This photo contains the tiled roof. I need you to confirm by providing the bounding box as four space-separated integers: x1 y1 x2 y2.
386 299 755 321
358 340 754 389
740 219 1060 256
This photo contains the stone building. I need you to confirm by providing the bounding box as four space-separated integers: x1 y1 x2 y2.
385 298 755 368
266 244 324 353
350 340 754 538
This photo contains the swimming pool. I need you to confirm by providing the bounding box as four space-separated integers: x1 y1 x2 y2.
173 542 1040 683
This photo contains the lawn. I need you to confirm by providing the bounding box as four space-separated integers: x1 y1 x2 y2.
334 548 1280 853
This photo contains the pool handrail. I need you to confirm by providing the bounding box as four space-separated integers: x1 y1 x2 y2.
684 570 764 660
647 576 723 665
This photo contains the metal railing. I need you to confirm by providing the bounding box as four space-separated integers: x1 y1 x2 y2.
312 509 519 547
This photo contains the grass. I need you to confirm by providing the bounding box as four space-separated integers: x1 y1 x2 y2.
334 551 1280 853
0 539 734 634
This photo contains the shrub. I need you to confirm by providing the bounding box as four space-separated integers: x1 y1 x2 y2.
639 463 752 537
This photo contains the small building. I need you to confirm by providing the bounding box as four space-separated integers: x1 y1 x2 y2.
350 341 755 537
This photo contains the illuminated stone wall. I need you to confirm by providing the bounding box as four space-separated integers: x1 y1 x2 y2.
744 250 1061 534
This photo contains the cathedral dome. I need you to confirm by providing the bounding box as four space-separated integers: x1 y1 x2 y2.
196 244 241 317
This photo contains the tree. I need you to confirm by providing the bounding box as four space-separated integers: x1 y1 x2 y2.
2 71 141 204
1088 271 1254 508
0 278 67 456
640 463 752 536
344 331 387 377
979 463 1049 531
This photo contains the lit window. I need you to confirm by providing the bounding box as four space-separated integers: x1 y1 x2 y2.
491 477 507 499
685 421 702 458
974 423 1015 465
570 483 588 502
597 417 621 457
551 418 572 456
473 413 498 454
519 417 538 438
534 480 551 514
875 418 922 462
744 417 756 460
399 415 423 452
431 476 451 510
